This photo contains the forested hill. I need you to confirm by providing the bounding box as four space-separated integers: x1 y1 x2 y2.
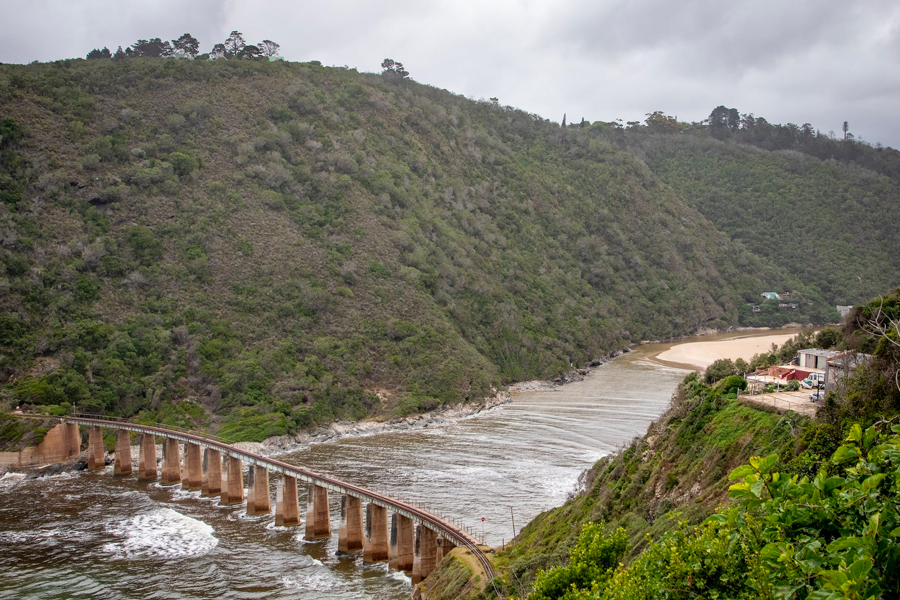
0 58 894 439
583 109 900 314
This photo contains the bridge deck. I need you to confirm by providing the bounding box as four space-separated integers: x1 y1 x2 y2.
60 415 495 581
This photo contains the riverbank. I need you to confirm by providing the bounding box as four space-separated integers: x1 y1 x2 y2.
232 390 512 457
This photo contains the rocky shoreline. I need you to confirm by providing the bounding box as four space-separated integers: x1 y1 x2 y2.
231 390 512 457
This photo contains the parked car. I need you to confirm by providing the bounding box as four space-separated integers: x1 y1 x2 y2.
809 391 825 402
800 373 825 389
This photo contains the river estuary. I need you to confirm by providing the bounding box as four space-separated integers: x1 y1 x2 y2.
0 332 790 599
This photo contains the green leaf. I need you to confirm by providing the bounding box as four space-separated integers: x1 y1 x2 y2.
729 464 756 480
847 423 863 442
751 478 765 498
826 536 866 552
863 426 877 449
890 526 900 537
757 453 778 474
832 445 858 463
847 559 873 581
861 473 886 494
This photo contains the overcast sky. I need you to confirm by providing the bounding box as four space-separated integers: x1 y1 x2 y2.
2 0 899 148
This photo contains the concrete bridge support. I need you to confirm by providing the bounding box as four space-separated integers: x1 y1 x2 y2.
67 423 81 458
138 433 157 480
183 443 202 491
412 525 439 584
436 537 456 563
88 425 104 471
275 475 301 526
389 513 415 571
363 503 389 562
201 448 222 497
161 438 182 485
338 496 364 552
114 430 132 475
246 466 271 515
305 484 331 539
220 456 244 505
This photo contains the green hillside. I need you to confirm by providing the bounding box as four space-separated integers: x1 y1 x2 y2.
0 58 895 439
607 118 900 311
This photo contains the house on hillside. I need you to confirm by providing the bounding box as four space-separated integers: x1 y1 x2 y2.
761 292 782 301
798 348 839 370
837 305 853 320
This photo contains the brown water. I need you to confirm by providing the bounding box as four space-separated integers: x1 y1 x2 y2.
1 334 784 599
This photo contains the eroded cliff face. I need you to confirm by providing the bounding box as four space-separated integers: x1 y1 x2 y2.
0 421 81 468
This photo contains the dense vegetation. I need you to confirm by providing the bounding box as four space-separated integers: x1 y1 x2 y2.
0 57 897 441
469 290 900 600
591 111 900 311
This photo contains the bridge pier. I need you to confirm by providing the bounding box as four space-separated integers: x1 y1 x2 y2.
305 484 331 539
389 513 415 571
201 448 221 497
114 430 132 475
247 466 271 515
88 425 104 471
220 456 244 505
275 475 301 526
338 496 364 552
161 438 182 485
412 525 439 584
138 433 157 480
363 503 389 562
183 443 202 491
436 537 456 563
67 423 81 458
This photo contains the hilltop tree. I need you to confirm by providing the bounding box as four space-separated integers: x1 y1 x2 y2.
843 120 850 140
223 31 246 58
259 40 280 58
112 46 126 60
172 33 200 58
709 105 741 138
238 45 262 60
86 47 111 60
130 38 173 58
645 111 679 134
381 58 409 79
209 43 227 60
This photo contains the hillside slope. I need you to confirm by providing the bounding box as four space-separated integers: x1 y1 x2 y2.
0 58 873 437
618 130 900 312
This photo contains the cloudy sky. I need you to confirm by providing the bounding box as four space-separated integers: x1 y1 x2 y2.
2 0 899 148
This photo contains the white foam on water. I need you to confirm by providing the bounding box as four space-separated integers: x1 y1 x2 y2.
282 571 341 592
102 507 218 559
387 569 412 584
265 521 301 531
168 486 202 501
0 472 26 485
0 526 91 546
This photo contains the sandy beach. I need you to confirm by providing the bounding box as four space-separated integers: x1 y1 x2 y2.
653 331 801 370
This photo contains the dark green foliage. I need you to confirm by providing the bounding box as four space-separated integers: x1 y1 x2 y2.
590 424 900 599
529 524 627 600
704 357 749 383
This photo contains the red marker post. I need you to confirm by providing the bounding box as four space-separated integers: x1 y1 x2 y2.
481 517 485 545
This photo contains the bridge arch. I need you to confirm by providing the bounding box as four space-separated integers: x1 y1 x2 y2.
59 415 494 585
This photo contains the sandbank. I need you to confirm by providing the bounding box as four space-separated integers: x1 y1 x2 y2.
654 332 798 370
